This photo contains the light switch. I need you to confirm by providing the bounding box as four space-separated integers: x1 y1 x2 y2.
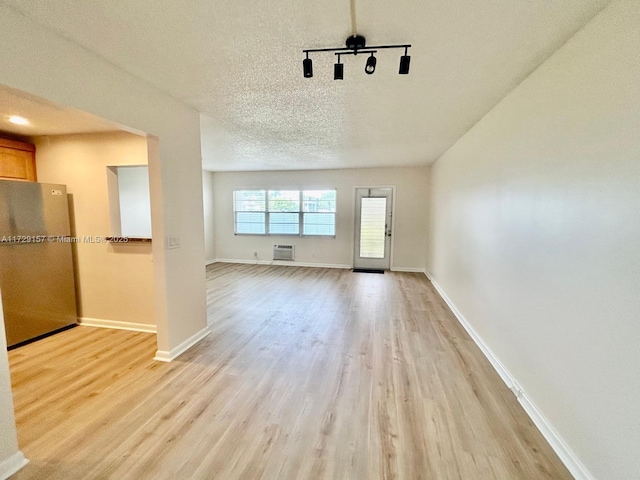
167 235 181 249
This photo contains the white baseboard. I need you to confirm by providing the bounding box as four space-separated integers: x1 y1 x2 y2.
214 258 352 269
0 451 28 480
424 270 595 480
154 326 211 362
205 259 216 266
215 259 424 272
78 317 157 334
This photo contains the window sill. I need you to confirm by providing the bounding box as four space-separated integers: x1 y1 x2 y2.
234 233 336 238
106 236 152 243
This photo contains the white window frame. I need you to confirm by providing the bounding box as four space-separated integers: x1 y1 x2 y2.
233 190 267 235
233 189 336 237
267 190 301 236
301 190 337 237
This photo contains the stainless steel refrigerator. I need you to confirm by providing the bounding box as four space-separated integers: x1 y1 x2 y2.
0 179 78 348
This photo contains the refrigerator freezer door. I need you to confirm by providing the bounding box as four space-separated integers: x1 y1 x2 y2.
0 241 78 347
0 179 71 237
0 179 77 347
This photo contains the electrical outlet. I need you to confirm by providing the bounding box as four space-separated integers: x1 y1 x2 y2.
510 382 523 399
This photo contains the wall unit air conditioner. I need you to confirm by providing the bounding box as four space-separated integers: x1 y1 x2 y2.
273 244 295 261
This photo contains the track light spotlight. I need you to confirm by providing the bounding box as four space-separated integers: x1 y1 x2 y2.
334 55 344 80
399 55 411 74
365 53 377 75
399 47 411 75
303 54 313 78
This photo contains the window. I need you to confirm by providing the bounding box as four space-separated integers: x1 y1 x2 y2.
234 190 266 234
303 190 336 236
233 189 336 236
268 190 300 234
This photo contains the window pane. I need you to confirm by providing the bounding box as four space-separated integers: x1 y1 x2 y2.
270 223 299 235
234 190 265 212
359 197 386 258
237 212 265 223
303 190 336 212
268 190 300 212
235 212 265 234
303 213 335 236
303 213 334 225
269 212 299 235
270 212 298 223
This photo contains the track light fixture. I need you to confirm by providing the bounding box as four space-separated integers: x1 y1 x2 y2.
334 55 344 80
365 53 377 75
399 47 411 75
302 36 411 79
302 1 411 80
303 52 313 78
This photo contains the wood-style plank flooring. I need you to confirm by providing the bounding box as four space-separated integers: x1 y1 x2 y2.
8 263 571 479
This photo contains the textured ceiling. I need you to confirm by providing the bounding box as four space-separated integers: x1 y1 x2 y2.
0 84 125 137
3 0 610 171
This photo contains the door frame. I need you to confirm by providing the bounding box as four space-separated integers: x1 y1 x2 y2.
352 185 396 270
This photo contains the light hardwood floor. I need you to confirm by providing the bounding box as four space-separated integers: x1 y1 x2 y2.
8 263 572 479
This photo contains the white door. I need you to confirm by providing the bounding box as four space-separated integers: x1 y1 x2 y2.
354 187 393 270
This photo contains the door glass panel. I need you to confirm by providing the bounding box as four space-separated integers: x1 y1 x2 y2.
359 197 387 258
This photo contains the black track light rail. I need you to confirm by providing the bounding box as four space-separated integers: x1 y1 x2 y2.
303 44 411 55
302 35 412 79
335 49 377 56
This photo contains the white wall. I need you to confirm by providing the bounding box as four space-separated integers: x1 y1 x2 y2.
0 3 207 358
0 5 208 465
0 290 26 479
427 2 640 479
35 132 155 327
117 165 152 238
212 167 429 270
202 170 215 263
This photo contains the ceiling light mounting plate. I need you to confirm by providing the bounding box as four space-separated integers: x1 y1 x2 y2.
346 35 366 52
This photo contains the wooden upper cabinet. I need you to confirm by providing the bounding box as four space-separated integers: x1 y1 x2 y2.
0 137 37 182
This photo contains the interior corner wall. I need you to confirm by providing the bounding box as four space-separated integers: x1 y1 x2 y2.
202 170 216 263
0 290 25 479
0 5 207 356
427 2 640 479
212 167 429 270
34 132 155 327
